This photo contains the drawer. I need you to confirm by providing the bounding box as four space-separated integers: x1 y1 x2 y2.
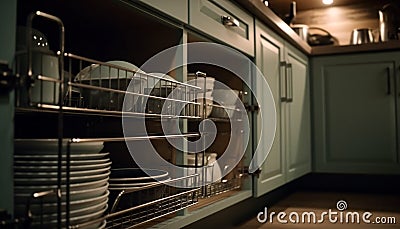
139 0 188 23
189 0 254 56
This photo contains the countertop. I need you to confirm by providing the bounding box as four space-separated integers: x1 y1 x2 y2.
235 0 400 56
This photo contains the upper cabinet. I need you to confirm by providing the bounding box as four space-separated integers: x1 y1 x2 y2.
139 0 188 24
312 51 400 174
189 0 254 57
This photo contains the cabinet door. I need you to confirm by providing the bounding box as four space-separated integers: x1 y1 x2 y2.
285 45 311 181
313 53 399 174
189 0 254 56
139 0 188 23
253 21 285 197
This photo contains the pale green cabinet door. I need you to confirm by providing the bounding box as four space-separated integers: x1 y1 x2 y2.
253 21 285 197
189 0 254 56
139 0 188 23
313 53 399 174
285 46 311 182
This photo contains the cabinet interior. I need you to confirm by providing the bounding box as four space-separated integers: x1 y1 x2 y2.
13 0 252 227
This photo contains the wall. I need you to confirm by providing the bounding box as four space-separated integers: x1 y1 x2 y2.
293 3 383 45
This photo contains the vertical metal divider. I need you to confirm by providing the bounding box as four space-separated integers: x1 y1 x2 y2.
66 140 71 228
26 11 65 229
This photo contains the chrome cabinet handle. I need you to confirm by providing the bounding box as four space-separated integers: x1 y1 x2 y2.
221 15 239 27
280 61 287 102
386 67 391 95
286 63 293 102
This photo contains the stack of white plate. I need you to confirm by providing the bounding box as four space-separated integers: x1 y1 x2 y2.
14 139 110 228
187 74 215 117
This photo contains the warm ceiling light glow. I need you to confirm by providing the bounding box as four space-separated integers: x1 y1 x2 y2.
323 0 333 5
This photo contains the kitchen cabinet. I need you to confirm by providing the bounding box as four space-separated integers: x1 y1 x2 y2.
254 20 311 197
0 0 16 216
189 0 254 57
6 0 255 227
284 43 311 182
139 0 188 24
254 21 286 196
312 51 400 174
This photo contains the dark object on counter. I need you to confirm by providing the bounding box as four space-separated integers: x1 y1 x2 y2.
350 28 375 45
291 24 309 42
379 3 400 42
307 27 339 46
284 1 296 24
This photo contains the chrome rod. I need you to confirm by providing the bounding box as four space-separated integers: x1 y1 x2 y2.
67 134 200 143
18 106 202 119
280 61 287 102
68 82 200 104
387 67 391 95
286 63 293 102
65 53 201 89
27 10 65 228
37 75 63 83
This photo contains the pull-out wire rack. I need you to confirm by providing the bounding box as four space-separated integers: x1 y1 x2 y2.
13 10 247 229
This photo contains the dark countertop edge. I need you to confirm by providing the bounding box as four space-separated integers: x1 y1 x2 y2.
311 41 400 56
234 0 400 56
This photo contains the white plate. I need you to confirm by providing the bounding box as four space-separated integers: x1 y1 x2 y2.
14 152 109 161
75 60 145 80
30 204 107 227
14 166 110 178
15 183 108 203
14 160 112 172
15 176 108 192
14 158 110 166
14 171 110 185
109 168 168 182
14 139 104 155
30 198 108 220
14 190 109 216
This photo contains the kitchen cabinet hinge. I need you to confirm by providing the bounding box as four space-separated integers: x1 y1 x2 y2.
0 61 17 94
245 104 260 112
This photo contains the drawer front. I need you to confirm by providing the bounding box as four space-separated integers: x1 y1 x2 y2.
140 0 188 23
189 0 254 56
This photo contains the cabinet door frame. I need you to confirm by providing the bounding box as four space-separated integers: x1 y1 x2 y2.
284 43 311 182
253 20 286 197
312 52 400 174
139 0 188 23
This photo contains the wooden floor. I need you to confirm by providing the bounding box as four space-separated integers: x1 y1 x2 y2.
235 191 400 229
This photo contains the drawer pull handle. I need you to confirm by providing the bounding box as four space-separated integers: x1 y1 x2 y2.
386 67 391 95
221 15 239 27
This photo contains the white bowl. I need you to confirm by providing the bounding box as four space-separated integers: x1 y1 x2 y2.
75 60 147 111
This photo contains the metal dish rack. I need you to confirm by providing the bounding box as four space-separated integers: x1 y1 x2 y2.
13 10 247 229
70 174 200 229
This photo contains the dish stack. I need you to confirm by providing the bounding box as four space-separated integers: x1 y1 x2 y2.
13 139 110 228
187 74 215 117
108 168 169 212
